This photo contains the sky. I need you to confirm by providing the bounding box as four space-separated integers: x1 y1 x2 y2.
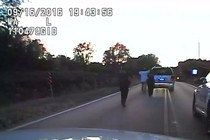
16 0 210 67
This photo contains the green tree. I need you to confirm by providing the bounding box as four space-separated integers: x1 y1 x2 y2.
86 62 105 73
73 42 95 65
26 39 47 59
0 0 27 31
137 54 160 70
53 55 70 70
178 59 210 77
102 42 130 66
0 0 39 70
44 52 55 60
124 54 160 76
124 57 139 75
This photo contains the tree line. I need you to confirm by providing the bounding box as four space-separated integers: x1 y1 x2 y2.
0 0 161 105
176 59 210 82
0 0 161 73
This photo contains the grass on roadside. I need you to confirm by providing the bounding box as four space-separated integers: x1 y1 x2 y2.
0 77 140 131
0 87 119 131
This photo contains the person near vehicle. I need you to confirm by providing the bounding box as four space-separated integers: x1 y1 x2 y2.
118 70 130 107
139 69 149 92
147 72 155 96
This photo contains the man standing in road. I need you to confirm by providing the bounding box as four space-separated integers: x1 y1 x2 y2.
139 69 149 92
118 70 130 107
147 72 155 96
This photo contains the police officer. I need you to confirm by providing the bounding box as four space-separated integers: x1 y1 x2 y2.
118 70 130 107
147 72 155 96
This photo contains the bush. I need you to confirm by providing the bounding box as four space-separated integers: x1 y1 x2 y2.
0 70 119 105
110 77 118 87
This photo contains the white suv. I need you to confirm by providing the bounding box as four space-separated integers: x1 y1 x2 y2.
192 72 210 133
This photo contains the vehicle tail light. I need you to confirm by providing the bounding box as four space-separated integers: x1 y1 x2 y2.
171 76 175 81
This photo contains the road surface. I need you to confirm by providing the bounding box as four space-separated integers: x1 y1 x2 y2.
10 82 210 140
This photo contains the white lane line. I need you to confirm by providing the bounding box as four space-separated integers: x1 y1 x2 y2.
168 89 181 137
7 91 119 131
164 89 169 135
7 84 141 131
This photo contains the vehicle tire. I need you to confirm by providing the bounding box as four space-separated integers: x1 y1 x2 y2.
206 100 210 134
192 94 199 118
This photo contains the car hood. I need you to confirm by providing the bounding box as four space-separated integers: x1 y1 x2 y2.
0 128 188 140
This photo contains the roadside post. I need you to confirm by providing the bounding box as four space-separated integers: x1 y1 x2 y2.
48 72 54 97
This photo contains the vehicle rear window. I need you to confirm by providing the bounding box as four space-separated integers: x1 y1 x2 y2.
151 68 173 75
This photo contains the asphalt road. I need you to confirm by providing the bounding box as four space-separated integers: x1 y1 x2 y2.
10 82 210 140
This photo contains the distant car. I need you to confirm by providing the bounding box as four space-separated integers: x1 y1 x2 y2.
192 72 210 133
150 67 175 91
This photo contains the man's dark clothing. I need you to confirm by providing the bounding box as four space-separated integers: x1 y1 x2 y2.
119 71 130 107
120 88 128 107
147 74 155 96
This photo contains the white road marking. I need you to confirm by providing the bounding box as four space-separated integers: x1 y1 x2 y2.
7 84 140 131
168 89 181 137
7 92 119 131
164 89 169 135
